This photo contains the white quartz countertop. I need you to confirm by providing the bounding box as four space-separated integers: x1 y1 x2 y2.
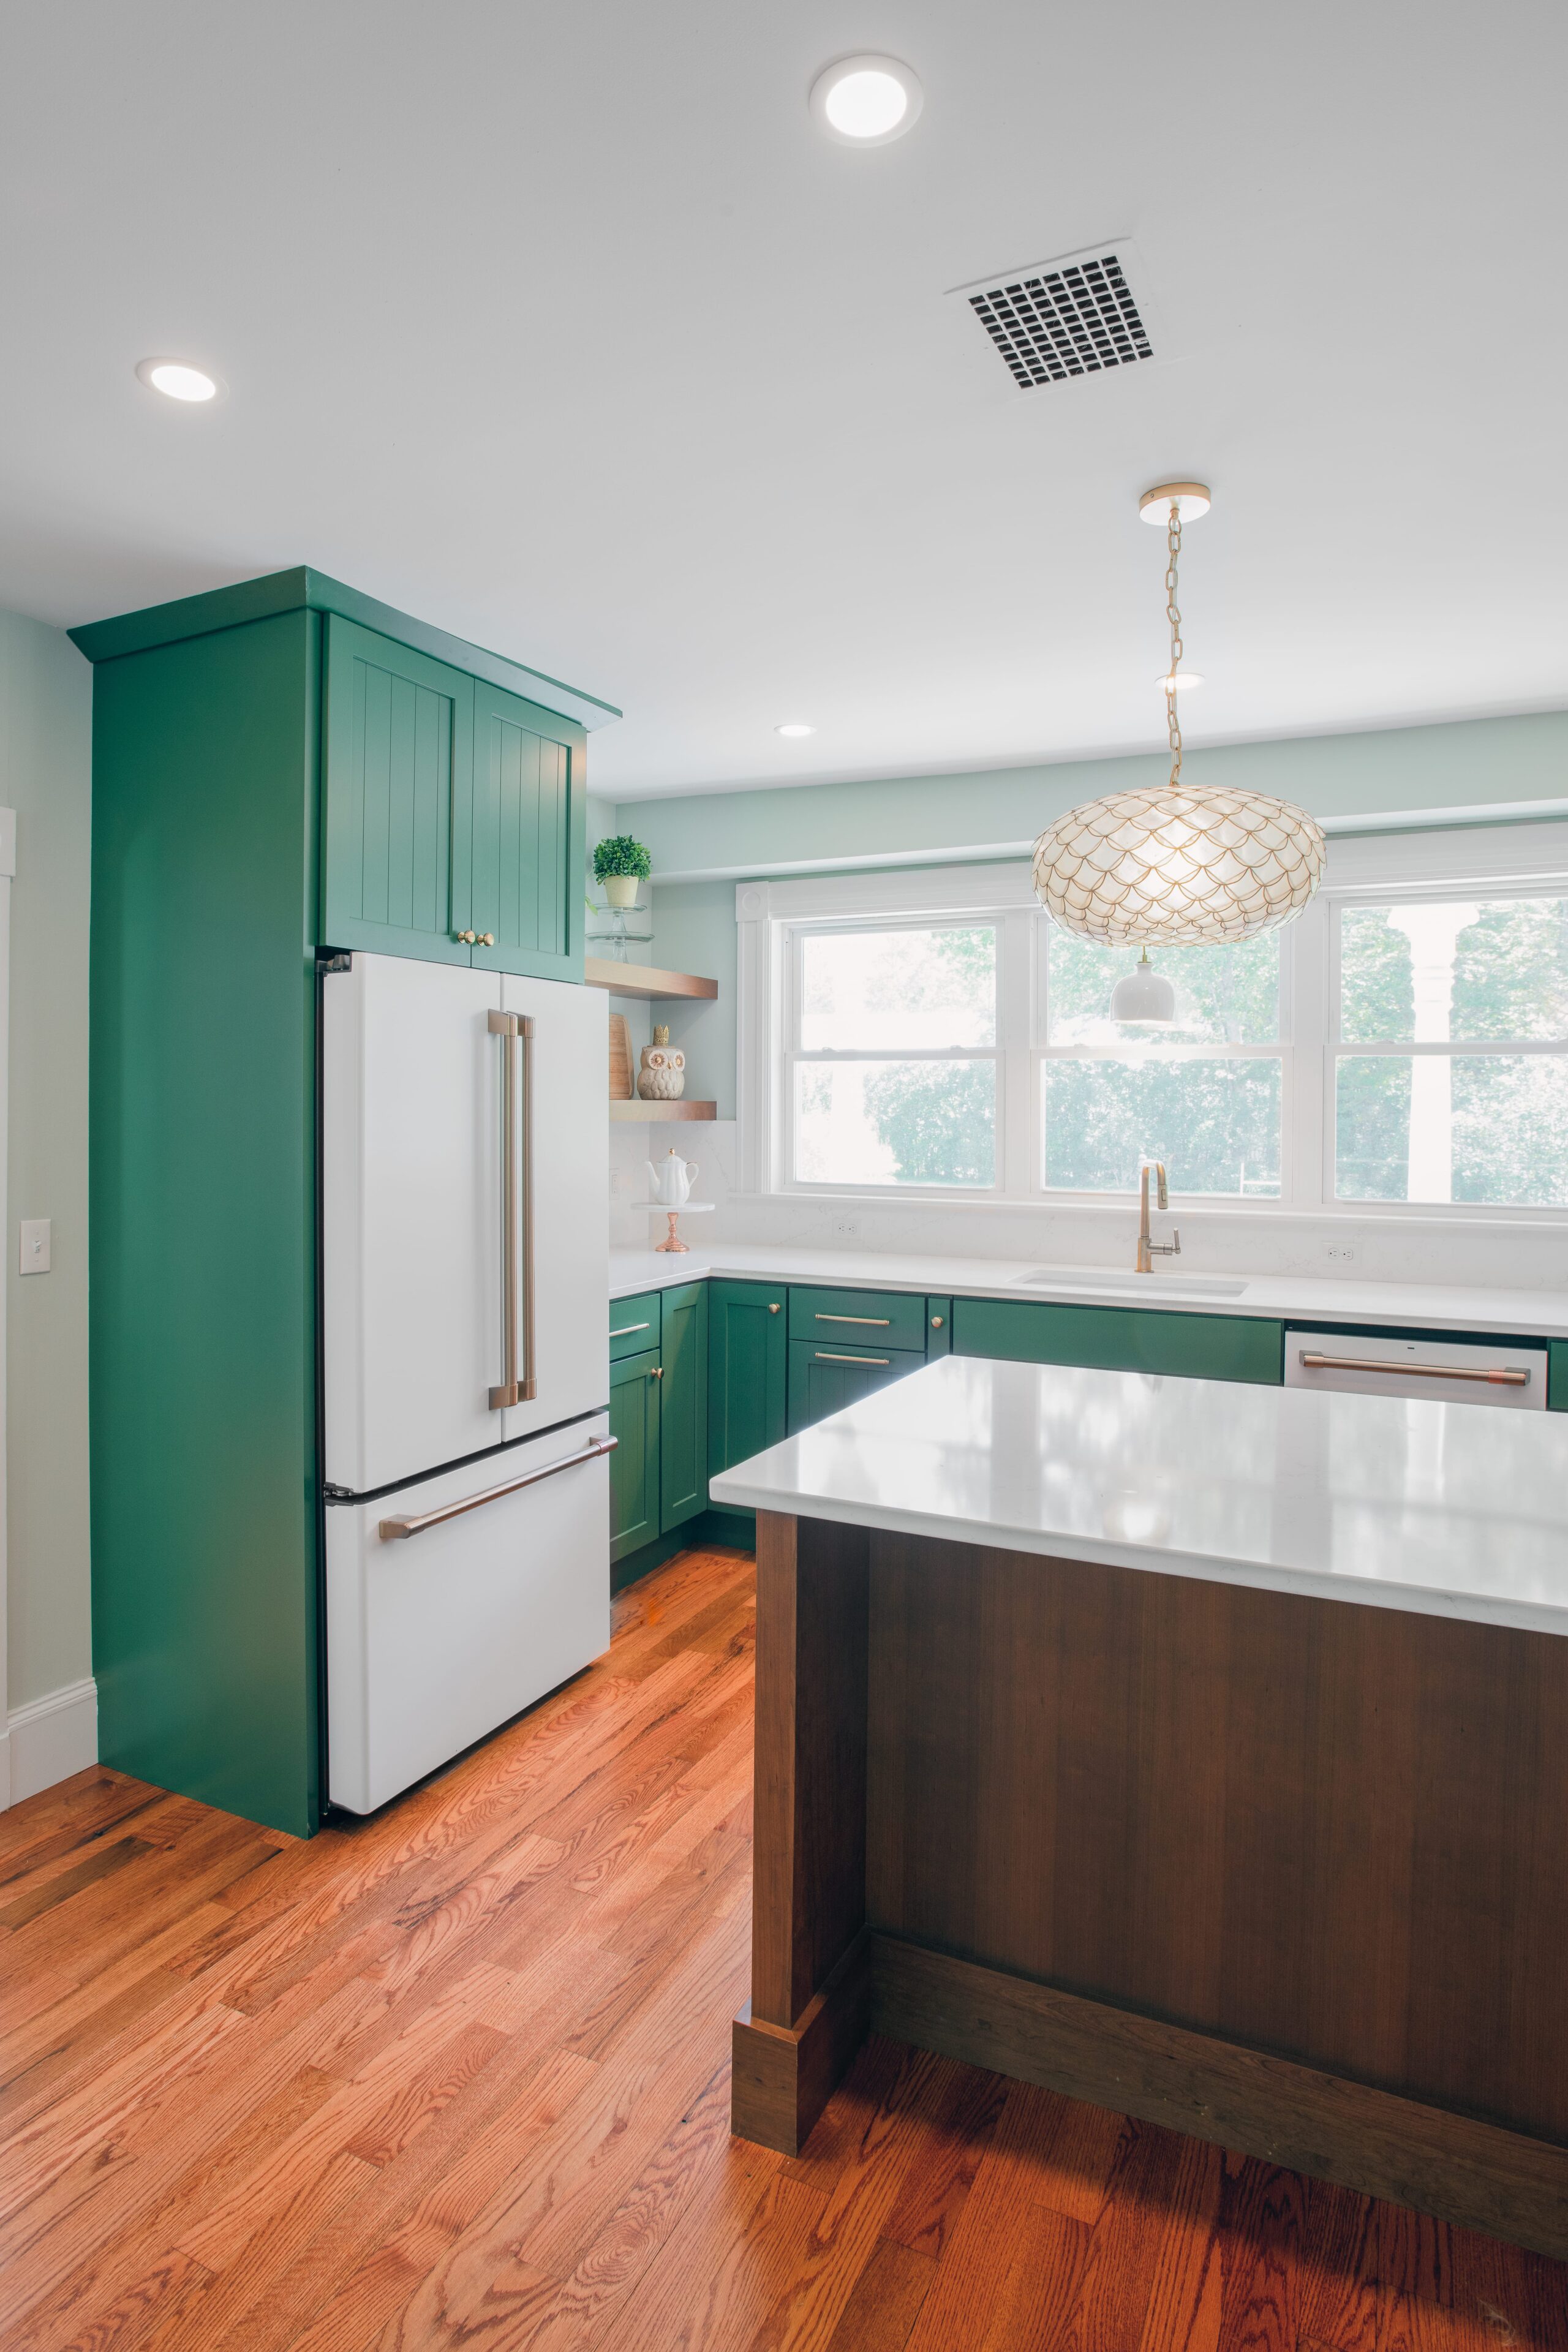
707 1354 1568 1637
609 1242 1568 1341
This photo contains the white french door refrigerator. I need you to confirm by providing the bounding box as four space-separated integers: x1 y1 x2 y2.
322 952 610 1814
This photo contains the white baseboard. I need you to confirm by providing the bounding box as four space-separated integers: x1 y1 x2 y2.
2 1677 99 1807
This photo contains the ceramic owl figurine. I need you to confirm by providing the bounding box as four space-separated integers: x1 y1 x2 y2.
637 1025 686 1100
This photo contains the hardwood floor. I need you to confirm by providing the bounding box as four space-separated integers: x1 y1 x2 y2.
0 1543 1562 2351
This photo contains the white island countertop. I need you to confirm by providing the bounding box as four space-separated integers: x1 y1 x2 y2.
611 1240 1568 1342
709 1354 1568 1637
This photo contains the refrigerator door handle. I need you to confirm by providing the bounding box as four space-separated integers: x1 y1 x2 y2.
378 1433 617 1541
488 1010 537 1408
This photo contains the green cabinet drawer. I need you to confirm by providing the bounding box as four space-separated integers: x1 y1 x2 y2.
708 1280 788 1512
609 1348 661 1561
788 1284 929 1354
659 1281 708 1533
952 1296 1284 1386
787 1336 924 1434
925 1297 953 1359
322 616 473 963
465 677 586 984
609 1292 663 1360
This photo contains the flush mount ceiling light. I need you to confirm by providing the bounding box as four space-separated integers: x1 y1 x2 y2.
775 722 815 738
809 54 923 145
1032 482 1325 1023
135 357 222 402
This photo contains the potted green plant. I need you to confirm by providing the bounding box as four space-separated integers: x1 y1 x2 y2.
593 834 652 911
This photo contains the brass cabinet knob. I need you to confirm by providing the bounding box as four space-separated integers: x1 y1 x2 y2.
769 1302 781 1314
457 930 477 944
650 1365 663 1379
930 1314 944 1329
478 933 495 947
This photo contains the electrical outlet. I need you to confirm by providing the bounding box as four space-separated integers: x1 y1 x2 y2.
1325 1243 1356 1263
608 1169 623 1199
833 1217 861 1239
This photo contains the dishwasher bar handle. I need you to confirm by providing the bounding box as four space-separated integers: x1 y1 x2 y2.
1297 1351 1531 1388
379 1434 616 1541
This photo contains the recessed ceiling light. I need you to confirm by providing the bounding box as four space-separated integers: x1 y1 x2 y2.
775 722 815 739
135 357 222 403
1155 671 1205 692
809 55 923 146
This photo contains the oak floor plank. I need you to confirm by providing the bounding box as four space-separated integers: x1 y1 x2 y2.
3 1548 1564 2352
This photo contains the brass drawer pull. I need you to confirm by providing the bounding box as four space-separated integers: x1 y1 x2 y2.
930 1315 944 1329
610 1321 651 1339
815 1351 890 1366
379 1434 616 1540
815 1313 892 1326
1297 1351 1530 1387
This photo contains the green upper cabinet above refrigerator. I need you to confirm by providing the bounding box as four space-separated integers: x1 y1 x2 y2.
322 617 475 963
467 678 586 983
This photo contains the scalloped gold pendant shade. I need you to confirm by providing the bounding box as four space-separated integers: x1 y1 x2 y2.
1031 782 1325 948
1033 484 1326 953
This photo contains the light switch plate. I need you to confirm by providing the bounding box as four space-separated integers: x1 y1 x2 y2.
19 1218 50 1275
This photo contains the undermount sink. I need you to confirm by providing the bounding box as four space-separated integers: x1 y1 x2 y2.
1022 1266 1252 1300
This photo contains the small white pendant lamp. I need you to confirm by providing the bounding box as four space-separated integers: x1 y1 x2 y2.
1033 484 1325 1020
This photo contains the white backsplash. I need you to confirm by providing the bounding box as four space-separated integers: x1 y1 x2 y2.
608 1121 1568 1292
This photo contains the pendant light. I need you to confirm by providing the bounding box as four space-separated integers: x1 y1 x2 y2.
1032 483 1325 1023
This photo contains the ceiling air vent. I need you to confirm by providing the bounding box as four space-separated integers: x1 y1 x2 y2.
957 247 1153 390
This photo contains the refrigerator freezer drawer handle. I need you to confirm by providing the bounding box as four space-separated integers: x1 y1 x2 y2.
488 1010 538 1409
1297 1351 1531 1387
378 1434 617 1540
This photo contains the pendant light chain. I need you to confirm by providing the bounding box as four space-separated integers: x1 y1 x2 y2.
1164 500 1183 786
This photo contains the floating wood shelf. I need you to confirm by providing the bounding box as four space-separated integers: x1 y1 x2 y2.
609 1100 718 1123
585 957 718 1002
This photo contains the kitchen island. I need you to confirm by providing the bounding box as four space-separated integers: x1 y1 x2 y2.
710 1355 1568 2256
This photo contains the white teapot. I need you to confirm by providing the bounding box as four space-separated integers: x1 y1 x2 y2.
646 1150 698 1207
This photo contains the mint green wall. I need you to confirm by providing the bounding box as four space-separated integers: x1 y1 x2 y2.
614 710 1568 1118
1 611 94 1714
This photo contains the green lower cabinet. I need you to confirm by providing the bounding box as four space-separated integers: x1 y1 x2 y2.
925 1297 953 1359
708 1280 788 1483
952 1297 1284 1385
609 1348 662 1562
1550 1341 1568 1409
659 1282 709 1532
787 1339 924 1432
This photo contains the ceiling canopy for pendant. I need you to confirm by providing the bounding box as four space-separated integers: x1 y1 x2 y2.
1032 483 1325 953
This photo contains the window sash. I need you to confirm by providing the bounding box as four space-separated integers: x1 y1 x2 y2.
752 831 1568 1218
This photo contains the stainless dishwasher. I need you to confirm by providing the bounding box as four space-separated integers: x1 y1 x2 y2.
1283 1326 1547 1410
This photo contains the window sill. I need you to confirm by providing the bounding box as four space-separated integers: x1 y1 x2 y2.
727 1189 1568 1235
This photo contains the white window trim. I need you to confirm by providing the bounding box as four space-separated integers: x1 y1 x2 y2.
734 822 1568 1224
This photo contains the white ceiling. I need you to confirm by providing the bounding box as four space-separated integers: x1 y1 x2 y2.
1 1 1564 798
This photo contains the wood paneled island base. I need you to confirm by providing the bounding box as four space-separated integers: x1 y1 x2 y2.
731 1510 1568 2259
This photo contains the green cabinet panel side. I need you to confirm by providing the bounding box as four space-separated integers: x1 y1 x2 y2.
609 1348 662 1560
609 1291 663 1359
787 1284 930 1352
787 1338 922 1433
1550 1341 1568 1409
659 1283 709 1532
707 1280 788 1497
322 616 473 963
469 678 587 982
952 1296 1284 1385
89 610 321 1836
925 1297 953 1358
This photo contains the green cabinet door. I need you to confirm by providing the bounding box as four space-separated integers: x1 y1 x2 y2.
1550 1341 1568 1409
659 1281 709 1533
951 1297 1284 1385
609 1348 662 1561
467 678 587 982
708 1280 788 1484
322 616 473 961
787 1339 923 1433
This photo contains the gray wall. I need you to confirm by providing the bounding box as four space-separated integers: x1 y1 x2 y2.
1 611 93 1712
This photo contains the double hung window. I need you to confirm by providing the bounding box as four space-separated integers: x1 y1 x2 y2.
740 824 1568 1218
